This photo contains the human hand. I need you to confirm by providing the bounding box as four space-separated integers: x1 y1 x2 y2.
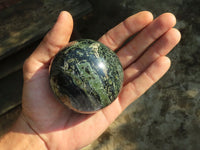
21 11 181 149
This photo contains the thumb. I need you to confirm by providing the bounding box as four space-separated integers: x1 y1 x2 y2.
23 11 73 81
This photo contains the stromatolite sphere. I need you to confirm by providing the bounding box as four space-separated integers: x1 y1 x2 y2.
50 39 123 113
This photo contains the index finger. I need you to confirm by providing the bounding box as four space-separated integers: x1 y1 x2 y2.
98 11 153 51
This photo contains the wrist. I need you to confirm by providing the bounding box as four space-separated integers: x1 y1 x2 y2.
0 114 47 150
20 113 76 150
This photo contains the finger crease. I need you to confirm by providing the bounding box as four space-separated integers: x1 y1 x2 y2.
123 43 137 61
101 109 112 125
144 70 156 84
129 82 141 98
122 19 133 35
105 32 118 50
44 36 64 53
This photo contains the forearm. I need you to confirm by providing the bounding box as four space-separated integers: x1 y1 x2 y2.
0 114 47 150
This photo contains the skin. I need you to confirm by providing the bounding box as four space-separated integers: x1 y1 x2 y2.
0 11 181 150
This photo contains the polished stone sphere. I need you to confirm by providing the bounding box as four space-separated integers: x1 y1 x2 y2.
50 39 123 113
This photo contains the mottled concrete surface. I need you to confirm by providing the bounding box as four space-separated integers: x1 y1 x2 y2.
81 0 200 149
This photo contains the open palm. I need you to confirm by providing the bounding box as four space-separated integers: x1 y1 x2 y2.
21 11 181 150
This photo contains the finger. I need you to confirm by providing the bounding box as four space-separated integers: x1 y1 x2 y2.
118 13 176 68
98 11 153 50
118 56 171 110
73 55 170 146
23 11 73 80
71 56 170 146
123 28 181 85
33 11 73 65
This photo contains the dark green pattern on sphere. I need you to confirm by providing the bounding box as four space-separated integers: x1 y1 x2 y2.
50 39 123 113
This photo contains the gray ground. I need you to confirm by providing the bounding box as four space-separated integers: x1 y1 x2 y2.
80 0 200 149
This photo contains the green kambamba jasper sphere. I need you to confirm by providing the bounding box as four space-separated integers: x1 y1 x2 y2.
50 39 123 113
